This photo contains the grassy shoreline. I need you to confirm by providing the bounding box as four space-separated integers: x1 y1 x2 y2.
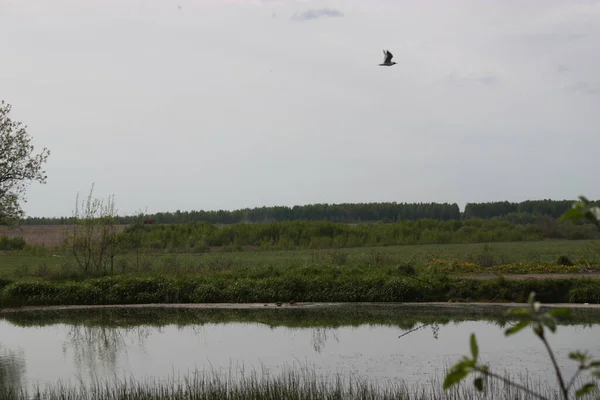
1 240 600 307
0 274 599 307
0 366 586 400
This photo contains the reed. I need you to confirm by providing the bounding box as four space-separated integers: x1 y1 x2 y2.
1 366 580 400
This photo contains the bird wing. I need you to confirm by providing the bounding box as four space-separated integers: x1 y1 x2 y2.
385 50 394 63
382 50 388 63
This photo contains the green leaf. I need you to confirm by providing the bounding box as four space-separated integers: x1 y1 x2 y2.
470 333 479 360
589 361 600 367
474 377 484 391
569 351 590 362
454 358 476 370
576 382 597 398
507 308 532 317
560 207 585 222
443 356 477 390
443 369 471 390
548 308 572 318
505 320 530 336
541 315 557 333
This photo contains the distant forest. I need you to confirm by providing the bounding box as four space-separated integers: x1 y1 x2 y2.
19 199 598 225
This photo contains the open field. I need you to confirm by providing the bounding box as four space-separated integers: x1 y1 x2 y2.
0 243 600 307
0 225 129 248
1 239 600 279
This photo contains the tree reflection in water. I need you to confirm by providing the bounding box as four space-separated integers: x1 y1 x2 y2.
398 323 440 340
310 327 340 353
0 344 25 391
60 325 151 381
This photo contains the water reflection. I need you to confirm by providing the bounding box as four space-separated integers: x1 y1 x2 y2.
61 325 152 380
398 322 440 340
310 327 340 353
0 304 598 392
0 345 25 390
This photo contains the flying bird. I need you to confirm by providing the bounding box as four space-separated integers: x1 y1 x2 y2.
379 50 397 66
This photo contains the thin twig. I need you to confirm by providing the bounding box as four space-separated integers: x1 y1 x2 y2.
565 368 583 392
540 336 569 400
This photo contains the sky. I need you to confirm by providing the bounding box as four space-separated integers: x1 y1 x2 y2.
1 0 600 218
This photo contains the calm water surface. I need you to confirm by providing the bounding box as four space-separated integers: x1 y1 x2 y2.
0 304 599 391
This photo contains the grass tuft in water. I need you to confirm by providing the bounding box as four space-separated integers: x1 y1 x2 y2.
0 366 586 400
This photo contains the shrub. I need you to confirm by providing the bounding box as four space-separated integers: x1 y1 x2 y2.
557 255 574 266
396 262 416 276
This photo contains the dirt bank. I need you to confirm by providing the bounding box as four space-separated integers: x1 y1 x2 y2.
1 301 599 314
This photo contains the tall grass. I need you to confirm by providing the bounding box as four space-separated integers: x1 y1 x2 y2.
0 366 586 400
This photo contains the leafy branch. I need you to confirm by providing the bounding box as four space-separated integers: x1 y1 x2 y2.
443 292 600 399
559 196 600 229
0 101 50 225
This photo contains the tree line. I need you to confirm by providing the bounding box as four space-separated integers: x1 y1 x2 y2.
462 200 585 220
19 199 600 225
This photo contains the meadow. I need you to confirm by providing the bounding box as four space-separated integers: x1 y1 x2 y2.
1 220 600 306
1 242 600 307
1 239 600 280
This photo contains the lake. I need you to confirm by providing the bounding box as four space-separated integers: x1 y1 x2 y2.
1 303 599 395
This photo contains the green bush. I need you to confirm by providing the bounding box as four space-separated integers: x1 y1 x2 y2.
2 275 598 307
557 254 574 266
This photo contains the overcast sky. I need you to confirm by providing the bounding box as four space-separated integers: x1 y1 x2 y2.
1 0 600 218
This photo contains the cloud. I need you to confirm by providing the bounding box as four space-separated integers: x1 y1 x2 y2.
291 8 344 21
